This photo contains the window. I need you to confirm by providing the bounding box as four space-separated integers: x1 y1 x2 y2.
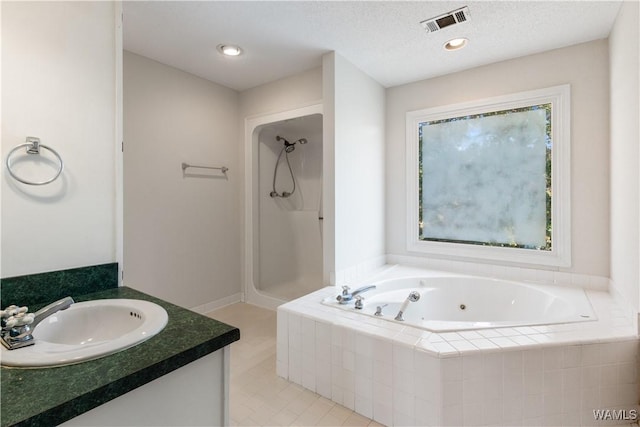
406 85 571 266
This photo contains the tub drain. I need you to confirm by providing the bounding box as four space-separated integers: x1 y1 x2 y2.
459 304 466 310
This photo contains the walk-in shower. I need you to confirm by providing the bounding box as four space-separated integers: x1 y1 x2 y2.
246 111 323 305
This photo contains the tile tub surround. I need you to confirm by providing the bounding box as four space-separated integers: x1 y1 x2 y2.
277 282 639 426
0 287 240 427
0 263 118 309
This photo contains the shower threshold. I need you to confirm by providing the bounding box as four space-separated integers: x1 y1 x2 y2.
259 276 323 301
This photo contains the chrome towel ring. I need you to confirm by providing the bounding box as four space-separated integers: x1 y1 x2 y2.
6 137 64 185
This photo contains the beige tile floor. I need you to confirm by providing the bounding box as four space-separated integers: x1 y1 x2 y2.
208 303 382 427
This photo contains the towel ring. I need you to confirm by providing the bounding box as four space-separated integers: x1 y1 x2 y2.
6 137 64 185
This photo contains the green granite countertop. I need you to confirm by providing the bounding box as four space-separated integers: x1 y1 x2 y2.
0 287 240 427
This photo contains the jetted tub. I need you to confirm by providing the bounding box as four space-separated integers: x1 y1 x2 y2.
322 276 597 332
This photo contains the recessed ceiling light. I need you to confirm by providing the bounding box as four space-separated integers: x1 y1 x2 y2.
444 38 468 51
217 44 243 57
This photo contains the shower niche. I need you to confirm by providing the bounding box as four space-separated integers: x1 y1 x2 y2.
250 112 323 303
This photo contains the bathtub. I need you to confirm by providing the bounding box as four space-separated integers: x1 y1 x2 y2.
322 276 596 332
282 266 638 426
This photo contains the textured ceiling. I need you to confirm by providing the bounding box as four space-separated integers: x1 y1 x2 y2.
123 1 622 91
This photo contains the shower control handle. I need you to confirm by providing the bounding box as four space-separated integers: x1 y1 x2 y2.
374 304 388 316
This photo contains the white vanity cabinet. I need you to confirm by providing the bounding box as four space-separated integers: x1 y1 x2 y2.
61 347 230 426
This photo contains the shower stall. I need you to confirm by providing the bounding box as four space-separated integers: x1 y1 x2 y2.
245 107 324 306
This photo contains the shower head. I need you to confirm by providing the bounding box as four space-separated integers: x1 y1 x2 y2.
277 135 306 153
276 136 307 149
276 136 293 148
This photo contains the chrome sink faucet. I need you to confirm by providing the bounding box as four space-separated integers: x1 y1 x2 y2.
1 296 74 350
336 285 376 305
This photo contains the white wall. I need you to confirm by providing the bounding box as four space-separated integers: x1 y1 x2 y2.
123 51 240 309
1 2 117 278
322 55 336 284
323 52 386 281
386 40 611 277
609 1 640 315
239 67 322 119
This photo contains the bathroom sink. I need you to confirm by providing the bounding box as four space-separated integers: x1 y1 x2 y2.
0 299 168 368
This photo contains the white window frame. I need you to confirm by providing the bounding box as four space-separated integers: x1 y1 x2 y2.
406 84 571 267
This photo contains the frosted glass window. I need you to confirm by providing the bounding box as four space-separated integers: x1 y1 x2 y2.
419 105 551 250
406 85 570 266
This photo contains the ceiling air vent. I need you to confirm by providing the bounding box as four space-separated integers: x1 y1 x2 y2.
420 6 470 34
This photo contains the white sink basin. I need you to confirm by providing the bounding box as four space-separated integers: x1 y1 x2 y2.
0 299 168 368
